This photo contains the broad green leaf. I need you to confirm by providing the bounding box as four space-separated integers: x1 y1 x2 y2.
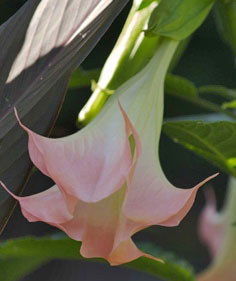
0 0 128 233
163 121 236 177
147 0 215 40
0 236 196 281
130 243 196 281
0 257 46 281
0 236 82 259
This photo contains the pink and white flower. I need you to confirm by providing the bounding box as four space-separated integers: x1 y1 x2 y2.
2 39 216 265
198 178 236 281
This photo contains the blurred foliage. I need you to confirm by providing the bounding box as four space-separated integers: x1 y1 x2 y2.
0 235 197 281
147 0 214 40
1 0 236 281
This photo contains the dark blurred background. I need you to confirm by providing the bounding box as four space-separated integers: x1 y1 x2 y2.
0 0 235 280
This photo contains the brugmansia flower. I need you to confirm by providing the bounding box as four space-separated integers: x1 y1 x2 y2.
198 178 236 281
2 39 216 265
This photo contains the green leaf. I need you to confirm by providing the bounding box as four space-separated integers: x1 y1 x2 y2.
0 235 196 281
165 74 236 120
199 85 236 100
0 257 46 281
147 0 215 40
214 0 236 53
0 236 82 259
136 0 159 10
163 121 236 177
222 100 236 109
165 74 198 98
130 243 196 281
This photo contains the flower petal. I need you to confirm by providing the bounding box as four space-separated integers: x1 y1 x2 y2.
56 185 160 265
124 164 218 226
0 181 74 224
107 238 162 266
65 186 128 259
101 39 218 227
198 265 236 281
107 238 144 265
15 102 138 203
197 178 236 281
198 188 226 257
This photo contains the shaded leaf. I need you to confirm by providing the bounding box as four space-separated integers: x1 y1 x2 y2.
0 257 46 281
165 74 236 120
69 68 101 89
199 85 236 100
163 121 236 177
0 0 128 233
147 0 215 40
165 74 198 98
0 235 196 281
214 0 236 53
130 242 196 281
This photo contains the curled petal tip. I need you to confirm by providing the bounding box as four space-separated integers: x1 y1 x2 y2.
197 173 219 188
0 181 18 200
14 107 20 124
14 107 28 132
143 253 164 264
212 172 220 178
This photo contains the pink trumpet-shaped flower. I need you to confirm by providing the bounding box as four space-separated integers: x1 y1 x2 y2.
1 39 217 265
198 178 236 281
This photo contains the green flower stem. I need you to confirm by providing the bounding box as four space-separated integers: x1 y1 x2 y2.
215 0 236 55
78 0 160 126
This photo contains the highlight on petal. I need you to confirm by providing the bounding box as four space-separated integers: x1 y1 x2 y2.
14 102 140 204
198 188 226 257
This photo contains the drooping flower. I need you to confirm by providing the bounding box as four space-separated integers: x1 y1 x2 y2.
198 178 236 281
1 39 217 265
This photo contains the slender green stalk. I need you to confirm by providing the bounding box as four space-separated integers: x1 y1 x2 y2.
78 0 160 126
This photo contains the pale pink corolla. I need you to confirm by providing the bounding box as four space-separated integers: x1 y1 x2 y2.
2 39 217 265
198 178 236 281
